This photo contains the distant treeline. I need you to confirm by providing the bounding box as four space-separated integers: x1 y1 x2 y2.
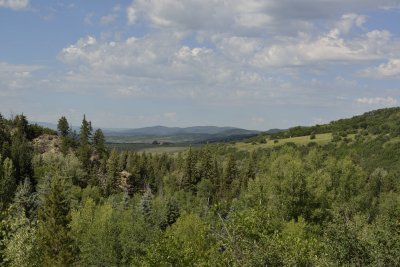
1 110 400 266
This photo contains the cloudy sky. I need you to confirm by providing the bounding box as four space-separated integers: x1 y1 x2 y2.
1 0 400 130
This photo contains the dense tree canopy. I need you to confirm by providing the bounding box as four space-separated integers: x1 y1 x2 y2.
1 110 400 266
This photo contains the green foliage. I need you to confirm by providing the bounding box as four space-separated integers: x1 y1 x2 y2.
37 173 74 266
78 115 93 169
0 157 16 210
269 107 400 140
93 128 107 158
57 116 69 137
146 213 220 266
1 208 40 267
57 116 72 155
70 199 118 266
104 149 120 195
2 110 400 266
10 133 33 184
71 198 158 266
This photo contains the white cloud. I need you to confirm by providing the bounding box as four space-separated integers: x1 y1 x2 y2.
101 14 118 25
127 6 137 25
252 27 393 67
356 97 398 106
100 4 121 25
360 59 400 79
0 62 43 97
51 8 400 113
334 13 366 35
126 0 400 34
0 0 29 10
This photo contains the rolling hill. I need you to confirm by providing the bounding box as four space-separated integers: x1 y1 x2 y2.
33 122 260 144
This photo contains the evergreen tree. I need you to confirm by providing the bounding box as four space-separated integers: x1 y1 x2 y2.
183 147 197 191
57 116 69 138
220 154 238 198
198 147 215 181
37 174 73 266
92 128 107 158
10 133 33 184
13 114 29 138
224 154 238 187
57 116 71 155
160 198 180 230
78 115 93 169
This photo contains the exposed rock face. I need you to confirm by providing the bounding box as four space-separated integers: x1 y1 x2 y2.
33 134 61 154
119 170 133 194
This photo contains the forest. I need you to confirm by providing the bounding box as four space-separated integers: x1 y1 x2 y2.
0 108 400 266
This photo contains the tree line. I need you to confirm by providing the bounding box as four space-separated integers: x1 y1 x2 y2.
0 113 399 266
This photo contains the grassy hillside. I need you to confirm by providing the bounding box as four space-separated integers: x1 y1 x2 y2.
269 107 400 139
233 133 358 151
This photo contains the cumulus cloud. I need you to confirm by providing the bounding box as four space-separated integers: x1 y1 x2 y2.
60 11 399 81
49 4 400 116
59 33 224 85
356 97 398 106
252 18 393 67
360 59 400 79
55 7 400 109
334 13 366 35
0 0 29 10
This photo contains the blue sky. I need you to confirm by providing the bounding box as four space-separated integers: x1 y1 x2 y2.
1 0 400 130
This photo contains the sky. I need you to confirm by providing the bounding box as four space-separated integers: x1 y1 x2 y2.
1 0 400 130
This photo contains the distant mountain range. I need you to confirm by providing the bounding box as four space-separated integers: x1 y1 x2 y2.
104 125 254 136
32 122 263 144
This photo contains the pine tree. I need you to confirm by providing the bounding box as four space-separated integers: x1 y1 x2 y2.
57 116 71 155
57 116 69 138
78 115 93 169
160 198 180 230
13 114 28 138
198 146 215 181
92 128 107 158
37 174 73 266
183 147 197 191
10 133 33 184
224 154 238 187
220 154 239 198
